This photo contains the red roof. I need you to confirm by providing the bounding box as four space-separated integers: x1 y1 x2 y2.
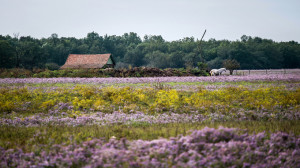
60 54 114 69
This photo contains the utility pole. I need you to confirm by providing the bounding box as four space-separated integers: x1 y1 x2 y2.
197 29 206 63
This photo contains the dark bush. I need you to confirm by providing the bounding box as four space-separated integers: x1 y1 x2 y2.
45 63 60 71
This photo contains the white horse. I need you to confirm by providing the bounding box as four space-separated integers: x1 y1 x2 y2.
210 68 226 76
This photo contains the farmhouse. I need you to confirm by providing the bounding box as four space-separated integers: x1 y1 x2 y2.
60 54 115 69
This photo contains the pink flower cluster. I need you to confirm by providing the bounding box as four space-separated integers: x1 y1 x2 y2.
1 108 299 127
1 74 299 84
1 127 299 167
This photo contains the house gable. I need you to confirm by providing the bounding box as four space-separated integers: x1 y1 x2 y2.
107 57 114 65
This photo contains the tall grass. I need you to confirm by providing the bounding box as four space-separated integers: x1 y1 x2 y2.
1 120 299 152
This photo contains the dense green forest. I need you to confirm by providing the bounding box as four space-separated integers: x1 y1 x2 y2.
0 32 299 70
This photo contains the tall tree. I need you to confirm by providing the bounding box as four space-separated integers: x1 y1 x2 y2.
0 39 15 68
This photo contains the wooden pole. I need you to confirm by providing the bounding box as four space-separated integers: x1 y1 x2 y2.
197 29 207 63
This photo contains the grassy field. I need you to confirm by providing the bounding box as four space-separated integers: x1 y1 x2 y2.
0 74 299 167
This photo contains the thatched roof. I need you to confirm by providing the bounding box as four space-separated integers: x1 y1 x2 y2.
60 54 115 69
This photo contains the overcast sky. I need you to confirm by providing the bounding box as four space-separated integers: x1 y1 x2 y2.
1 0 300 42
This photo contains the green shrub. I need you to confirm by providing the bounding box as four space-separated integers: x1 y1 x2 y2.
45 63 60 71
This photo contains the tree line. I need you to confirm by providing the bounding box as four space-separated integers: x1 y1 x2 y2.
1 32 299 70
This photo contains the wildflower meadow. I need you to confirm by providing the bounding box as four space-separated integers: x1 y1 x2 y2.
0 74 300 167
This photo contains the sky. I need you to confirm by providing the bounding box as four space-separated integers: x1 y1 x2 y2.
0 0 300 42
